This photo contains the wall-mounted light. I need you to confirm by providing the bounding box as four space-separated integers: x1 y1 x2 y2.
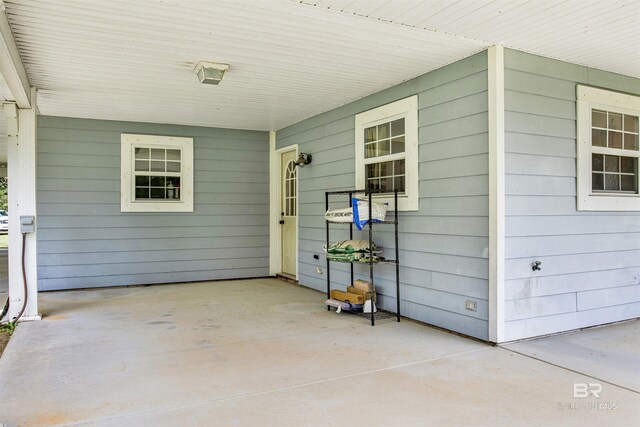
295 153 312 167
194 61 229 85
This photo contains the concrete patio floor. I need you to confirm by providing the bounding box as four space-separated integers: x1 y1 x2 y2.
0 278 638 426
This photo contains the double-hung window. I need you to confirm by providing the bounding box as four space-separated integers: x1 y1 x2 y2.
121 134 194 212
577 86 640 211
355 95 419 211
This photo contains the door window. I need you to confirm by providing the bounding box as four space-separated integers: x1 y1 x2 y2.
284 160 297 216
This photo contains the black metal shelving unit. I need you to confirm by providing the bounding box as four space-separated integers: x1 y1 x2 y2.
325 189 400 326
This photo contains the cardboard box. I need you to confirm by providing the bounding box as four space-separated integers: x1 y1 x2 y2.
330 289 365 305
347 286 376 303
353 279 373 292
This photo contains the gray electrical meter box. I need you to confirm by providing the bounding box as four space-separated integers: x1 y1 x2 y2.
20 215 35 234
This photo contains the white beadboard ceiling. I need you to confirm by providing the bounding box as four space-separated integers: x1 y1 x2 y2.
1 0 639 134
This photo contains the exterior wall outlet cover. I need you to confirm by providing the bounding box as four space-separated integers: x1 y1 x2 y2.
465 300 477 311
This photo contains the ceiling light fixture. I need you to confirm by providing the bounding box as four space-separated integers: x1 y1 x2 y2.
194 61 229 85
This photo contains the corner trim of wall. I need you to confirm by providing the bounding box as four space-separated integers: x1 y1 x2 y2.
269 130 278 276
488 45 506 343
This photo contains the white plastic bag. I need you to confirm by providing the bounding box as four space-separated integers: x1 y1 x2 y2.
352 198 387 230
324 207 353 223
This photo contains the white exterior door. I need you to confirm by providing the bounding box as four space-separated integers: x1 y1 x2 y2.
280 150 297 276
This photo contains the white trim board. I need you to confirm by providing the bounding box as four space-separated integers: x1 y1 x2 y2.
488 45 505 343
269 131 278 276
0 8 31 108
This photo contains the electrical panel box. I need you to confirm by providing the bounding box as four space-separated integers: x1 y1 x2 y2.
20 215 35 234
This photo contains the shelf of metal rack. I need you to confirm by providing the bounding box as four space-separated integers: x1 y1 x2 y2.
325 189 400 326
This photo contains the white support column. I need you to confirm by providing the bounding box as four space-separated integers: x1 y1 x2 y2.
488 45 505 343
5 90 39 322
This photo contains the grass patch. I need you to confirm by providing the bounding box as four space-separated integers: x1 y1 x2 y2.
0 232 9 357
0 322 15 358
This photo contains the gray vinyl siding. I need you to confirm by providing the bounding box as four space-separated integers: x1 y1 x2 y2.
37 116 270 291
277 52 490 340
503 49 640 341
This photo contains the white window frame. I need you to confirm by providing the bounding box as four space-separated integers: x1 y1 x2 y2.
355 95 419 211
577 86 640 211
121 133 194 212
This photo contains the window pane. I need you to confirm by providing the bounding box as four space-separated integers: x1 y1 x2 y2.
135 160 149 172
364 127 377 143
135 147 149 159
366 164 379 179
391 137 405 154
604 174 620 191
151 149 165 160
150 188 165 199
367 178 380 190
135 176 149 186
624 134 638 151
592 154 604 172
394 176 405 192
592 173 604 191
592 129 606 147
150 176 165 187
168 177 180 200
391 119 405 137
608 131 622 149
151 161 165 172
135 188 149 199
592 110 607 128
166 149 181 161
621 156 635 173
166 161 181 172
136 175 181 201
166 183 178 199
604 155 619 172
394 160 405 175
378 123 390 140
621 175 637 192
608 113 622 130
624 115 639 133
379 161 392 177
378 140 390 156
364 142 376 159
380 177 393 192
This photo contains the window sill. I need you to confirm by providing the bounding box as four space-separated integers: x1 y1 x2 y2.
577 194 640 211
